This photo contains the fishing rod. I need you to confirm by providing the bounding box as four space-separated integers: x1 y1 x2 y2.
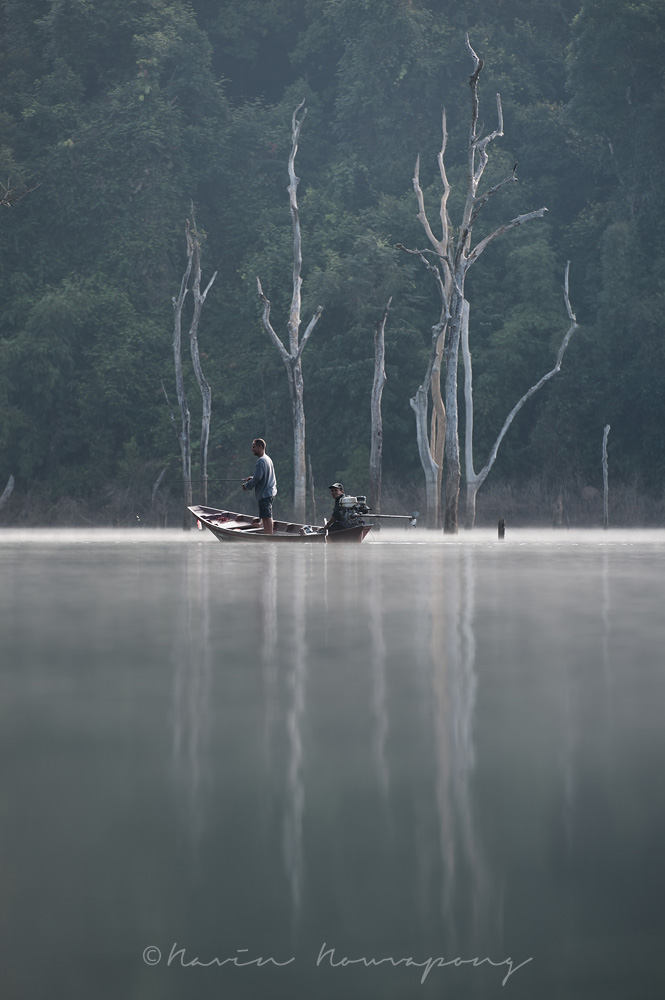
160 478 246 484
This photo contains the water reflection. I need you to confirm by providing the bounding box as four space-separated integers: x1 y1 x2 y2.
369 569 389 799
4 531 663 998
172 543 213 849
430 547 489 954
559 545 616 852
213 542 494 960
283 563 306 922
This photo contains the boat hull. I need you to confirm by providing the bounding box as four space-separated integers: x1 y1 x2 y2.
188 506 371 543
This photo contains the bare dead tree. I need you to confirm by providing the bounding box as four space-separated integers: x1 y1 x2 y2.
169 213 217 526
1 175 35 518
401 35 547 532
186 210 217 506
172 229 194 528
602 424 610 530
462 262 579 528
257 101 323 522
150 466 168 527
1 180 34 521
369 297 391 513
396 243 449 527
0 178 34 509
0 178 40 209
0 474 15 512
151 466 167 503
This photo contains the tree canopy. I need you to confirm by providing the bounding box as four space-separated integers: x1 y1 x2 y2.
1 0 663 523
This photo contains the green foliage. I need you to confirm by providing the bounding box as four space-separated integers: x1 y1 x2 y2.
1 0 664 515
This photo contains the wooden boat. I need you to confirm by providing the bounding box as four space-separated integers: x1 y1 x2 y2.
188 505 372 543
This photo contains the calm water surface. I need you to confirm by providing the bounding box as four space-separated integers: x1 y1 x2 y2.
1 527 664 999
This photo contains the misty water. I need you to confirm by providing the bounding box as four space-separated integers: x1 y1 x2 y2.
1 527 663 1000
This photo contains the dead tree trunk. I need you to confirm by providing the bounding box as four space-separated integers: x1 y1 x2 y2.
0 474 15 512
186 210 217 506
307 454 317 526
370 297 391 513
257 102 323 522
172 242 193 529
399 239 450 527
401 36 546 532
170 213 217 522
430 328 446 521
602 424 610 530
151 466 167 527
463 263 579 528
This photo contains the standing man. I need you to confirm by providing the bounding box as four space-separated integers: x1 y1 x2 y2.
242 438 277 535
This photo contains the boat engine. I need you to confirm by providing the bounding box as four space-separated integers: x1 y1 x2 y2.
339 495 371 524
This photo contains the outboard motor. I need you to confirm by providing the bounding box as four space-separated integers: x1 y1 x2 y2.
339 495 371 525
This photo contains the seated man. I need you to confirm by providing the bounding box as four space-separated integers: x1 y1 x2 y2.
324 482 349 533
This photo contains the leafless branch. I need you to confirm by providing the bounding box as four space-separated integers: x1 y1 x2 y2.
187 208 217 504
473 262 578 486
288 98 307 355
151 467 168 504
437 109 452 245
468 207 548 265
0 474 15 510
413 154 444 260
470 164 518 225
562 259 577 326
0 178 40 208
296 306 324 362
160 380 180 441
256 277 291 363
395 242 452 269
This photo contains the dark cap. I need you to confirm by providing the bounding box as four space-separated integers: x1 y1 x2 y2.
329 482 344 491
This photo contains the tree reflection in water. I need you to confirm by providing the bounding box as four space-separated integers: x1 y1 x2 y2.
172 542 213 850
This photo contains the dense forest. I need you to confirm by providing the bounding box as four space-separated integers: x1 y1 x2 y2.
1 0 664 526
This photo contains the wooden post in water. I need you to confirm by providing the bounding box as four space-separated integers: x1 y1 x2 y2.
553 494 564 528
602 424 610 530
307 454 317 526
498 517 505 539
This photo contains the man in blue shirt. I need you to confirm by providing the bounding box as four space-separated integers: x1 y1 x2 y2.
242 438 277 535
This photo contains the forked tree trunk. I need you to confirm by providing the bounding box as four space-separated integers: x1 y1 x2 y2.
257 102 322 523
402 36 546 532
170 213 217 525
410 383 440 526
370 297 391 513
186 210 217 506
400 239 450 528
172 249 193 529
